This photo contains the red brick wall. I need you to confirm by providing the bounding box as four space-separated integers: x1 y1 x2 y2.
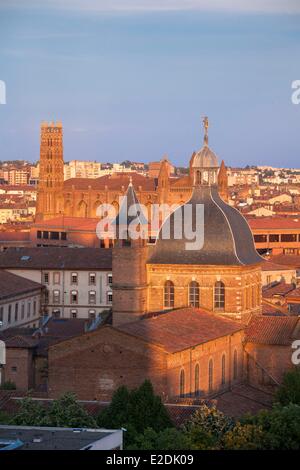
3 348 34 391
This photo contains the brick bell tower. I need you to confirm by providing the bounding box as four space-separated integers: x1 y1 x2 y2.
112 182 149 326
35 121 64 221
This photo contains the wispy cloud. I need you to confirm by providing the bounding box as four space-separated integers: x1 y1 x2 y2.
1 0 300 14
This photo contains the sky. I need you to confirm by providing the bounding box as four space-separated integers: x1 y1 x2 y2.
0 0 300 168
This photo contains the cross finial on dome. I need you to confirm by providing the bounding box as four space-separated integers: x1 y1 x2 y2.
202 116 209 146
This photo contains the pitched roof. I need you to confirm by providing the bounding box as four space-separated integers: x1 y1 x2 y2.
0 270 41 300
248 217 300 230
0 247 112 271
64 172 156 191
262 282 295 298
261 260 295 272
246 316 299 345
33 217 99 231
116 307 244 353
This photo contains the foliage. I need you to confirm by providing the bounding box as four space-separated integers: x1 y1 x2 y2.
223 423 266 450
97 380 173 447
183 404 235 443
12 393 96 428
128 427 190 450
242 403 300 450
275 368 300 406
0 380 16 390
0 410 11 424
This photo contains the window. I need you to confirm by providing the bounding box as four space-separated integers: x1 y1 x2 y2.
8 305 11 323
233 350 238 380
43 272 49 284
281 234 297 242
43 231 49 239
15 303 19 322
100 239 105 248
180 369 185 398
71 272 78 284
0 306 3 324
208 359 214 392
108 274 112 285
164 281 174 308
52 309 60 318
37 230 42 239
21 304 25 320
70 290 78 304
53 272 60 284
194 364 200 397
53 290 60 304
89 290 96 304
221 354 226 385
27 302 31 318
254 234 267 243
50 231 59 240
11 366 17 373
189 281 199 307
89 273 96 285
71 309 77 318
61 232 67 240
33 300 36 316
269 234 279 242
107 291 113 303
214 281 225 310
44 290 49 304
89 309 96 320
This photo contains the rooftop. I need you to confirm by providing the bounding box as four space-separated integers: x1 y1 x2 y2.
64 171 156 191
0 425 121 450
0 270 41 301
0 247 112 271
245 315 299 345
116 307 244 353
248 217 300 230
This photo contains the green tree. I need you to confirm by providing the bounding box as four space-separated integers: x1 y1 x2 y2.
223 423 266 450
47 392 97 428
275 368 300 406
183 404 235 447
242 403 300 450
128 427 190 450
97 380 173 447
12 397 49 426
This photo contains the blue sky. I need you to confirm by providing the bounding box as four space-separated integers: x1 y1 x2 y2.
0 1 300 167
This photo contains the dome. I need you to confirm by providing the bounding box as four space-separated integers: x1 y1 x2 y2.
192 144 219 169
148 185 262 266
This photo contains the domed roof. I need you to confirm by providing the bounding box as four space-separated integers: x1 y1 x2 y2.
192 144 219 169
148 186 262 266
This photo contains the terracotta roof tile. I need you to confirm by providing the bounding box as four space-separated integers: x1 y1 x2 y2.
64 172 156 191
262 282 295 298
0 270 41 300
116 307 244 353
246 316 299 345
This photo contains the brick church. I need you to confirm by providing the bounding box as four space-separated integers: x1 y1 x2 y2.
45 121 296 403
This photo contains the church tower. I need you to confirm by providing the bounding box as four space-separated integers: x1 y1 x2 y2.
35 121 64 221
112 182 149 326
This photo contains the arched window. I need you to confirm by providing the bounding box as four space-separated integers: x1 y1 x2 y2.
221 354 226 385
208 359 213 392
180 369 185 398
164 281 174 308
194 364 200 397
233 350 238 380
252 286 256 308
189 281 199 307
214 281 225 310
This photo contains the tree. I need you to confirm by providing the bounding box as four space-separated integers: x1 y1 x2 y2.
223 423 266 450
12 393 96 428
242 403 300 450
97 380 173 447
128 427 190 450
183 404 235 446
275 368 300 406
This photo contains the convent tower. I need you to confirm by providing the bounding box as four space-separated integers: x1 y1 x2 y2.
35 121 64 221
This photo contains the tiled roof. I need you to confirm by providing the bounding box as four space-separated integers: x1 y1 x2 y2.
64 172 156 191
262 302 287 316
0 247 112 270
0 231 30 242
262 282 295 298
270 254 300 268
0 270 41 300
286 287 300 299
116 307 244 353
248 217 300 230
261 260 294 271
33 216 99 231
245 315 299 345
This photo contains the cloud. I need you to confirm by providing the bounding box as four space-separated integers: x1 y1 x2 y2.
1 0 300 14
